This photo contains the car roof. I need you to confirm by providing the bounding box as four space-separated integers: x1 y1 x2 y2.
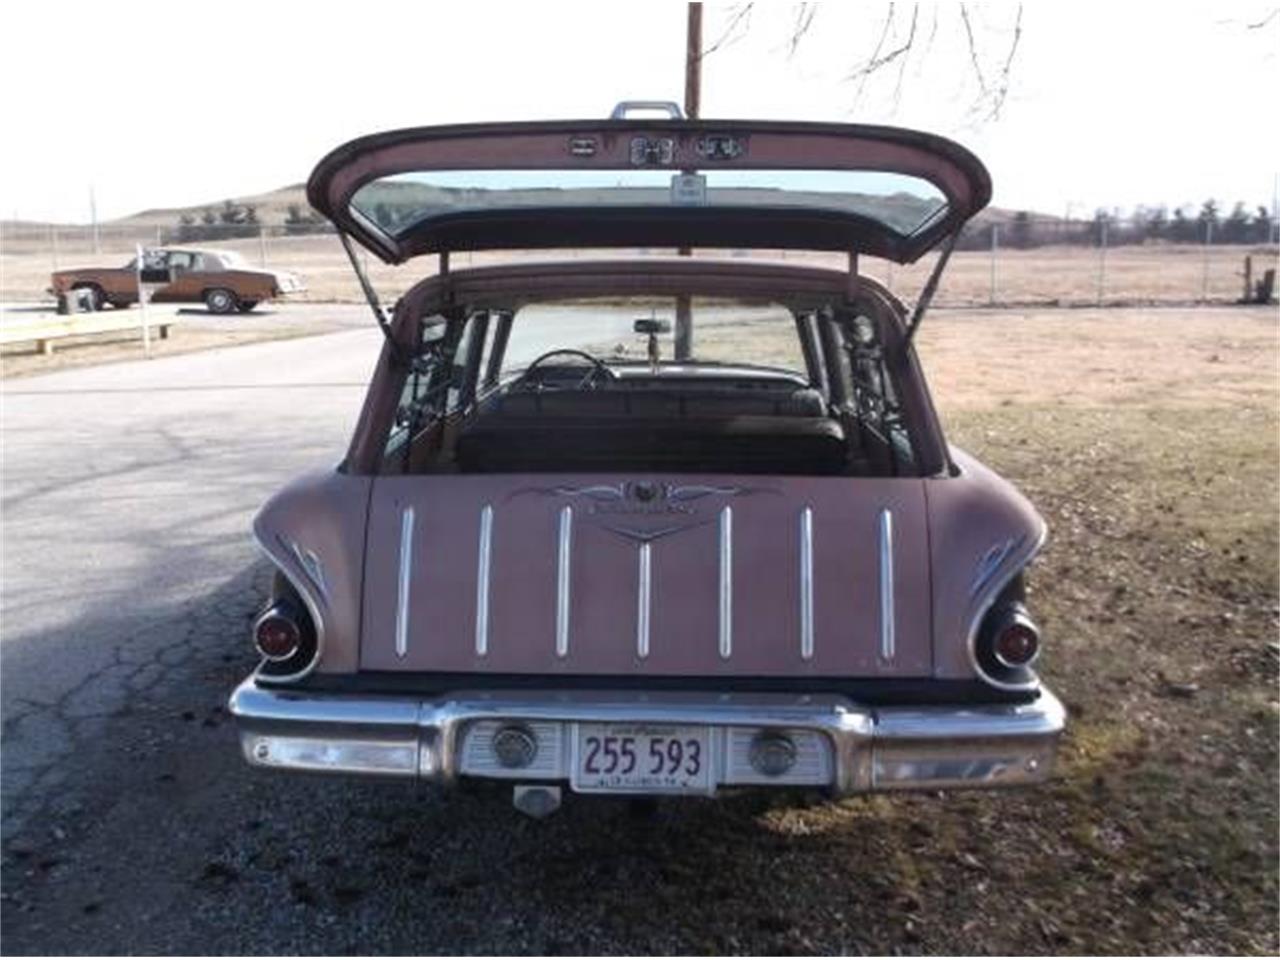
156 247 238 256
392 256 864 322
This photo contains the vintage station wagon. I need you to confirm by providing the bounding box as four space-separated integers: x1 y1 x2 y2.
229 104 1064 816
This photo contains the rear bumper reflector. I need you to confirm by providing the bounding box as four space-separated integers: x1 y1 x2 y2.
228 677 1065 794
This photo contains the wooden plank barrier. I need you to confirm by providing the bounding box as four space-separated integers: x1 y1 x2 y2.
0 312 176 355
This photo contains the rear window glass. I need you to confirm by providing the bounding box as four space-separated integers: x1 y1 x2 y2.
502 298 806 375
351 169 947 239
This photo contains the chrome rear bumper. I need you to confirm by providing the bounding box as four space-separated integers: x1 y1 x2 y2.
228 678 1064 794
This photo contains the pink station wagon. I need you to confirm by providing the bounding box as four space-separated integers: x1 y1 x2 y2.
229 103 1064 817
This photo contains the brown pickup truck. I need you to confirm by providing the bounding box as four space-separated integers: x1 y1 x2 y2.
50 246 304 313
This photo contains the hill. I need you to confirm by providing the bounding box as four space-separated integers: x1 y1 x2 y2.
111 183 311 227
2 182 1044 232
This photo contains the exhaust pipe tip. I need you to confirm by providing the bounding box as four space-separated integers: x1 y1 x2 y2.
513 784 562 819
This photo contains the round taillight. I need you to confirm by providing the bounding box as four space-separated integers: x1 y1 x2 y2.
255 608 301 661
992 613 1040 668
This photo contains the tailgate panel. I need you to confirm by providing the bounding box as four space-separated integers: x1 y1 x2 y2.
361 474 931 676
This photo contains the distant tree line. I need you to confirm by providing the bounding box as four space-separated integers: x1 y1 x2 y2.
170 196 1276 250
174 200 259 242
282 204 329 236
959 200 1278 250
170 201 329 241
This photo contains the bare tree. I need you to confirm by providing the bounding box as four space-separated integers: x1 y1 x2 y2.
700 2 1026 124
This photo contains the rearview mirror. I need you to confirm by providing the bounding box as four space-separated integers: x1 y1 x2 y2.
633 318 671 335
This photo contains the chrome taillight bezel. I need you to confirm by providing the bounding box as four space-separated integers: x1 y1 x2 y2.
251 530 326 685
989 607 1041 669
253 591 318 678
966 526 1047 693
253 603 305 662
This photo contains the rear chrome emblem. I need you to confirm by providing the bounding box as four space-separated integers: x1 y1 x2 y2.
509 481 771 516
632 481 659 503
567 136 598 157
277 535 329 603
629 136 675 166
544 482 742 515
695 134 746 160
970 535 1026 597
600 520 711 545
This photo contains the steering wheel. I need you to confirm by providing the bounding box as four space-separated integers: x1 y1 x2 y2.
515 349 616 391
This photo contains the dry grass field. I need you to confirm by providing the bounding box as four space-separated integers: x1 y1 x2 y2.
2 226 1276 308
683 305 1280 953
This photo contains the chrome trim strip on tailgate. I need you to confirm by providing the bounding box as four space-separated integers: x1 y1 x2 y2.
718 506 732 660
395 506 415 659
636 542 652 659
475 505 494 657
556 506 573 658
799 506 814 660
878 508 895 662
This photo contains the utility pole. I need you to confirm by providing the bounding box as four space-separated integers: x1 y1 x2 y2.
673 1 702 361
1201 218 1213 301
684 2 702 121
1272 173 1279 245
988 223 999 305
1096 217 1107 306
90 185 100 254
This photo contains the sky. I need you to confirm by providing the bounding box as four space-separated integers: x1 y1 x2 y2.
1 1 1276 224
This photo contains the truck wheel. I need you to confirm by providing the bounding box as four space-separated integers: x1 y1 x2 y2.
236 300 259 313
71 284 105 311
205 288 237 314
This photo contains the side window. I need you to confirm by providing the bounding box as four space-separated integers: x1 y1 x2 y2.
142 249 169 271
475 314 497 393
384 322 451 456
446 315 480 412
841 313 916 472
796 311 829 397
168 252 194 272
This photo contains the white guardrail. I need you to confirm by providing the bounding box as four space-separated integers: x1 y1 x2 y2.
0 310 176 355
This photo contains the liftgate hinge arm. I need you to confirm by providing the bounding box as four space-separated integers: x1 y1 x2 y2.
337 230 410 365
902 228 962 349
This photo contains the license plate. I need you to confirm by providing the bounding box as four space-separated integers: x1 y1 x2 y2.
571 724 713 794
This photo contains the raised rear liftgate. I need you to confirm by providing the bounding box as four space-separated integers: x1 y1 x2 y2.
314 102 989 351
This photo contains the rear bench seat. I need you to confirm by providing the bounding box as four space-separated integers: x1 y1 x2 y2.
456 388 849 474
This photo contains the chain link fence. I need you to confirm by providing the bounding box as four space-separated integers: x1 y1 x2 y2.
2 218 1276 308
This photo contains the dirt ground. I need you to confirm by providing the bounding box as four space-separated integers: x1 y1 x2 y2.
1 304 1277 954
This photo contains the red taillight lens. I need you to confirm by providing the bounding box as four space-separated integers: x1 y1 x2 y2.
993 615 1040 667
254 609 301 660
